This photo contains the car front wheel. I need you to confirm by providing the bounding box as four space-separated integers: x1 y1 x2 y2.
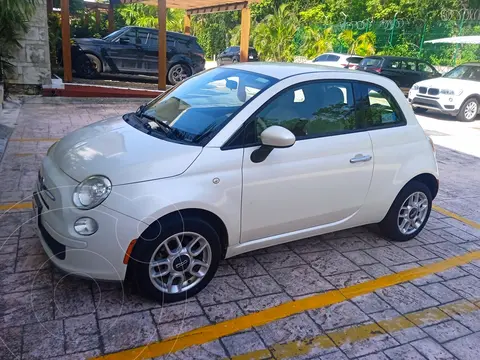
379 181 432 242
167 63 192 85
130 215 221 303
457 98 478 122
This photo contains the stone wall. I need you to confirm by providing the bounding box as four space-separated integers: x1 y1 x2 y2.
7 0 51 87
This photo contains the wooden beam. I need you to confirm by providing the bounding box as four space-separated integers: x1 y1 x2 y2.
108 2 115 33
95 8 101 32
158 0 167 90
239 6 251 62
186 2 247 15
184 14 191 35
61 0 72 82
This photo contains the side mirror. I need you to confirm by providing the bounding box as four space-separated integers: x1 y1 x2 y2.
119 37 130 45
251 126 295 163
226 79 238 90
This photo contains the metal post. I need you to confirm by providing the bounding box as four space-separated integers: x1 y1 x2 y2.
61 0 72 83
389 12 398 46
419 20 427 56
453 10 465 65
158 0 167 90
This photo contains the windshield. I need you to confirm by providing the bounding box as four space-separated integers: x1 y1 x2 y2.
140 67 277 145
103 29 124 41
443 65 480 82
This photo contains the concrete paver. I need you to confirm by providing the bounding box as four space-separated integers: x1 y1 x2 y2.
0 99 480 360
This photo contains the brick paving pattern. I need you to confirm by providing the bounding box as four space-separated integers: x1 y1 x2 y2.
1 98 480 359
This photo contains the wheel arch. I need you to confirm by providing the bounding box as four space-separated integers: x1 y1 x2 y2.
461 94 480 110
81 51 104 72
405 173 439 199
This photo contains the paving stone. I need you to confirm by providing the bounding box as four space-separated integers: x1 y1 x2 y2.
53 277 95 318
384 344 427 359
0 253 15 273
318 350 349 359
308 301 370 331
424 218 450 231
153 340 227 360
357 353 390 360
326 237 371 252
0 289 53 328
375 283 439 314
99 311 158 353
0 269 51 294
459 264 480 278
300 250 359 276
431 229 468 244
370 309 427 344
419 283 462 304
403 246 438 261
156 315 210 338
151 301 203 324
65 314 100 354
444 332 480 360
269 265 334 296
343 250 378 266
244 274 282 296
443 275 480 301
254 251 305 271
0 326 22 360
390 262 420 273
457 242 480 252
440 300 480 332
351 293 391 314
423 320 472 343
15 254 50 272
256 313 322 347
441 226 479 242
0 213 24 237
361 263 394 278
410 274 443 287
221 331 267 357
436 267 469 280
50 350 102 360
0 239 17 254
203 302 244 323
425 242 467 259
94 289 163 319
22 320 64 359
288 236 333 254
417 230 450 245
365 246 417 267
325 270 372 289
196 275 252 306
410 338 455 360
238 293 291 314
228 257 267 278
17 237 44 257
216 261 236 276
356 232 392 248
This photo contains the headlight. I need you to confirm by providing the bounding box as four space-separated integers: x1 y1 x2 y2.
73 175 112 210
411 84 419 90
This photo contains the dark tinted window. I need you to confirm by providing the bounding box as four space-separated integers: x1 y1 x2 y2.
136 29 149 45
147 32 158 47
418 62 435 73
360 58 382 67
327 54 340 61
245 81 356 144
357 83 405 128
403 60 416 71
231 46 240 53
346 56 363 64
387 60 402 69
313 54 328 62
119 29 137 44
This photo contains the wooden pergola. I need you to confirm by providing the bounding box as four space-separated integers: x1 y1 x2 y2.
59 0 256 90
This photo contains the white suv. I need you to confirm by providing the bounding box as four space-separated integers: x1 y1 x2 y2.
409 63 480 122
34 64 438 302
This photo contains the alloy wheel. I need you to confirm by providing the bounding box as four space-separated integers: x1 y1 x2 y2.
397 191 429 235
464 101 477 121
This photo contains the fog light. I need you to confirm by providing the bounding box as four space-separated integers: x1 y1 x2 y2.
74 217 98 236
449 97 453 102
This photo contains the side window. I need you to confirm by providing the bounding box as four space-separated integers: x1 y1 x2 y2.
245 81 357 145
402 60 416 71
313 54 328 62
327 54 340 62
418 62 435 73
136 29 149 45
388 60 402 69
357 83 405 128
120 29 137 44
147 31 158 47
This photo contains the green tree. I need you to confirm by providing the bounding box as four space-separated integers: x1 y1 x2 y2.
116 4 185 32
339 30 376 55
301 27 336 59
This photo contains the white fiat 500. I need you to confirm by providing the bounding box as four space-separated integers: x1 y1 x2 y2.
34 63 438 302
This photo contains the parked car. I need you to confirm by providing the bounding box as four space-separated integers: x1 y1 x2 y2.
66 26 205 84
358 56 441 90
408 62 480 122
216 46 259 65
34 63 438 302
308 53 364 69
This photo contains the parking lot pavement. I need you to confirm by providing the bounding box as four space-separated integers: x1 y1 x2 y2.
1 99 480 360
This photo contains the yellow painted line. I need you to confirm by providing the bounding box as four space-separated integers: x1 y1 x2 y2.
227 300 480 360
433 204 480 229
0 202 33 211
14 153 36 157
8 138 60 142
91 251 480 360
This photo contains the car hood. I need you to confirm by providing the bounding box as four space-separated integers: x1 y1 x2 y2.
52 116 202 185
415 77 477 89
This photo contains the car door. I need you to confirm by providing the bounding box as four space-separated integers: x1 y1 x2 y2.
401 60 422 88
380 59 403 87
134 28 153 73
417 61 440 81
106 28 141 72
239 79 374 243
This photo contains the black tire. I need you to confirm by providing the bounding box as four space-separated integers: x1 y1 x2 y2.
232 57 238 63
167 63 192 85
74 54 100 79
379 180 432 242
456 98 478 122
413 107 428 114
129 215 222 303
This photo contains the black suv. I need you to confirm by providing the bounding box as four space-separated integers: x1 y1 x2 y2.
358 56 440 89
216 46 259 66
68 26 205 84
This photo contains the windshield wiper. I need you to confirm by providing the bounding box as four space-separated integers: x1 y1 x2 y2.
136 111 187 140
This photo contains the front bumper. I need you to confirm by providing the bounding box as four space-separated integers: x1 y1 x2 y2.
408 93 460 115
34 156 143 281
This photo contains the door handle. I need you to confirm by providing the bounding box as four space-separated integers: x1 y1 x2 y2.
350 154 372 163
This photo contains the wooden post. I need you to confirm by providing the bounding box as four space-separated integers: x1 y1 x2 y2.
184 14 191 35
158 0 167 90
47 0 53 14
84 11 89 26
108 2 115 33
239 7 251 62
61 0 72 82
95 8 101 32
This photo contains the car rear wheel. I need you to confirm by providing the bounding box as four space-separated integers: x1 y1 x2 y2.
168 63 192 85
379 180 432 242
457 98 478 122
74 54 100 79
130 215 221 303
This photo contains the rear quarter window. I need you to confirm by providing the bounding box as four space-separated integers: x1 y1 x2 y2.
346 57 363 64
360 58 382 67
327 54 340 61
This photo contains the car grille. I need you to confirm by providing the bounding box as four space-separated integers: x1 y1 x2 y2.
419 87 427 94
428 88 439 96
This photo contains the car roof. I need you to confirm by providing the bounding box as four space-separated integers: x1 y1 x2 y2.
364 55 422 61
223 62 354 80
